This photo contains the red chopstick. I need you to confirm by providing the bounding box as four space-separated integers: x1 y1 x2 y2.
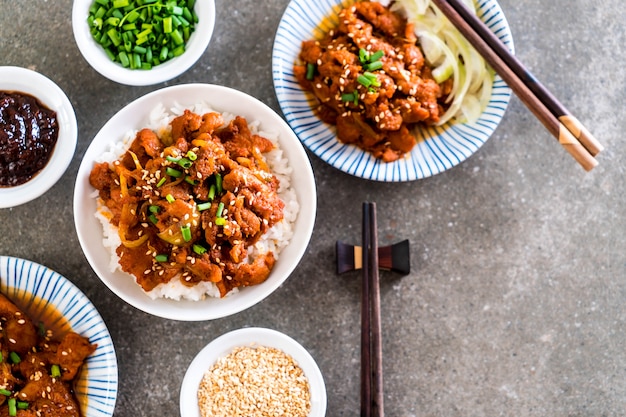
430 0 601 171
361 202 384 417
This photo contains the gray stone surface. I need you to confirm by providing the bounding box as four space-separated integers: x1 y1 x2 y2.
1 0 625 415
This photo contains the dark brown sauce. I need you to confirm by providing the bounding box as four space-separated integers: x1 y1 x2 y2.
0 91 59 187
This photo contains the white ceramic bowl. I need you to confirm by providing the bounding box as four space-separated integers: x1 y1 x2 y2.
0 66 78 208
0 256 118 417
72 0 215 86
73 83 316 321
180 327 326 417
273 0 514 181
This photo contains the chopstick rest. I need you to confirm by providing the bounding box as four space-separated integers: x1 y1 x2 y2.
335 240 411 275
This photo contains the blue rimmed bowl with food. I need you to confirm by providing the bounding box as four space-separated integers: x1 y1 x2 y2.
0 66 78 208
72 0 215 86
180 327 326 417
74 84 316 321
0 256 118 417
273 0 514 181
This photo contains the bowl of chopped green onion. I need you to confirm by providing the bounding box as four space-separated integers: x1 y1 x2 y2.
72 0 215 86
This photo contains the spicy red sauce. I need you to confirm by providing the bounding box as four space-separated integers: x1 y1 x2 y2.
0 91 59 187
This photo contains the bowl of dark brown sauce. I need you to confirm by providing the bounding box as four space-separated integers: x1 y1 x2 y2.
0 66 77 208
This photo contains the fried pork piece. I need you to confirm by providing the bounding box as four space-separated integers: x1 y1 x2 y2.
295 0 446 162
0 292 96 417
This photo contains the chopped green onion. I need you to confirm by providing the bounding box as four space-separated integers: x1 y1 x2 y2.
155 254 168 262
51 364 61 378
215 202 224 218
113 0 129 8
341 92 355 102
363 71 381 87
149 205 160 213
365 60 383 71
7 398 16 417
9 352 20 364
181 225 192 242
197 202 211 211
148 214 158 224
186 150 197 161
156 177 167 187
208 184 216 200
166 194 175 203
306 63 315 81
0 389 11 396
184 176 197 185
177 157 192 169
16 402 28 410
193 244 207 255
214 217 226 226
215 173 223 194
166 155 180 163
357 74 372 88
166 167 182 178
369 50 384 62
358 48 369 64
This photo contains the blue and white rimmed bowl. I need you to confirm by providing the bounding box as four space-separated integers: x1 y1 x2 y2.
272 0 514 181
0 256 118 417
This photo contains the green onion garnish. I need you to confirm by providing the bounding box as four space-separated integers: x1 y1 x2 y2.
51 364 61 378
365 60 383 71
16 402 28 410
341 92 356 103
155 254 168 262
166 155 180 163
186 150 197 161
9 352 20 364
156 177 167 187
7 398 16 417
149 205 160 214
306 63 315 80
166 167 182 178
184 176 197 185
357 74 372 88
208 184 216 200
166 194 175 203
193 244 207 255
369 50 384 62
0 389 11 396
148 214 158 224
358 48 369 64
215 217 226 226
215 202 224 218
215 173 223 194
181 225 192 242
197 202 211 211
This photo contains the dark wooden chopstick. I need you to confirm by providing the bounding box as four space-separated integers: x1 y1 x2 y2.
441 0 603 157
361 202 384 417
430 0 600 171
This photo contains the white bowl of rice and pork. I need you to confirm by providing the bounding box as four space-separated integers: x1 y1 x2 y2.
73 84 316 321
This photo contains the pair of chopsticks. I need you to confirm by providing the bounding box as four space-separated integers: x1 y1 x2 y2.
361 202 384 417
430 0 603 171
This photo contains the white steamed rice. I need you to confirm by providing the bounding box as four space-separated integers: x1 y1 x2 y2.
94 102 299 301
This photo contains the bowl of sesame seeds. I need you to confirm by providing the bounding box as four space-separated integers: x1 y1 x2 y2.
180 327 326 417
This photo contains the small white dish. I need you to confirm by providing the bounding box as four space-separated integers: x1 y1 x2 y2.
0 256 118 417
73 83 317 321
0 66 77 208
272 0 514 181
72 0 216 86
180 327 326 417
